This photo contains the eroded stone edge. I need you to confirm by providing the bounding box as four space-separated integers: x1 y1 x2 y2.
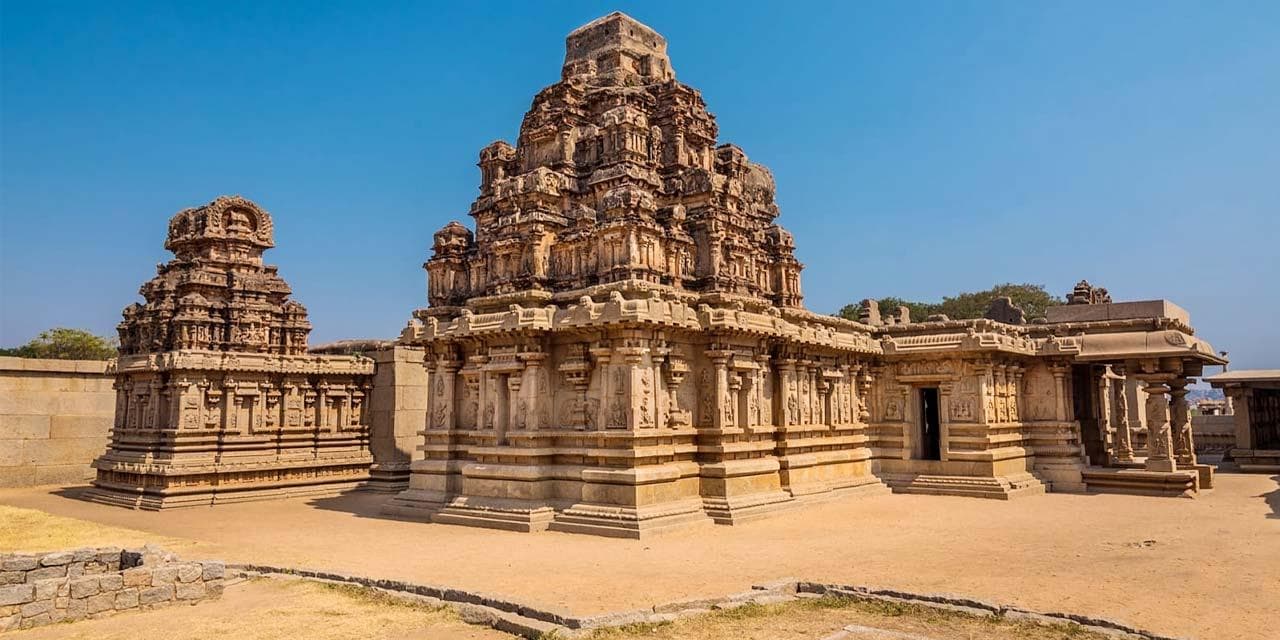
225 566 1188 640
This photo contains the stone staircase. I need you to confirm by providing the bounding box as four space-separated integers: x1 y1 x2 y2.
880 472 1047 500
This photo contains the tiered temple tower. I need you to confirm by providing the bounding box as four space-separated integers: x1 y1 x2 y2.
87 196 375 509
423 12 805 314
389 13 882 536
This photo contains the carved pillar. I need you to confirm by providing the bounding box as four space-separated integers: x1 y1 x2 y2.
857 366 874 424
1009 366 1024 421
756 354 771 426
939 381 954 461
837 365 852 424
726 371 742 429
778 359 797 426
591 348 612 431
660 353 689 428
973 364 991 424
994 365 1008 423
1051 365 1069 422
1143 381 1176 472
1097 370 1112 452
739 371 755 427
520 353 547 430
507 372 524 432
810 365 823 425
709 351 733 429
431 358 460 430
1111 365 1135 463
477 369 490 431
1169 377 1196 467
616 347 651 430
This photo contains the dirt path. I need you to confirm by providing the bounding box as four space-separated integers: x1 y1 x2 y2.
2 473 1276 640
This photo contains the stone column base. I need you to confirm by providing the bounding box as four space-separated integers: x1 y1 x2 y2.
880 472 1046 500
1080 468 1199 497
83 475 370 510
549 498 713 538
1229 449 1280 473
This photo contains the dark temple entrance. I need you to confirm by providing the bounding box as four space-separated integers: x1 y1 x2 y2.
1249 389 1280 450
918 387 941 461
1072 365 1106 465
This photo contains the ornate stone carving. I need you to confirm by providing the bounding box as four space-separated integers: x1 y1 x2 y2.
1066 280 1112 305
87 197 374 510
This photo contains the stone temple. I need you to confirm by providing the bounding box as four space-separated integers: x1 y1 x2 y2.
382 12 1226 537
86 196 374 509
82 13 1231 535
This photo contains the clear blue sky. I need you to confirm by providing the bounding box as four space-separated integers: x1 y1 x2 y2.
2 1 1277 371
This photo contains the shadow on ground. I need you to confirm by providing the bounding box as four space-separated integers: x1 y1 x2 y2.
306 490 408 521
1263 475 1280 519
51 485 92 501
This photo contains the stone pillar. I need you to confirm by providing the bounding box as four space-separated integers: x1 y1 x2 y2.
477 370 491 431
520 353 546 430
660 353 689 427
1169 377 1196 467
857 366 873 424
973 364 991 424
1112 365 1135 463
995 365 1009 423
1010 366 1024 421
1143 381 1177 472
939 381 953 462
778 360 797 426
441 361 459 430
810 366 822 425
1097 371 1112 451
709 351 733 429
1051 365 1068 422
756 354 772 426
616 347 651 429
591 348 613 430
506 373 523 433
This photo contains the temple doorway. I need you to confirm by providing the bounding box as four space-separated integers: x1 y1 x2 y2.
1250 389 1280 450
917 387 941 461
1072 365 1105 465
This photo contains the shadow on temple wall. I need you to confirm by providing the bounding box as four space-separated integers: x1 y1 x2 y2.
1263 476 1280 520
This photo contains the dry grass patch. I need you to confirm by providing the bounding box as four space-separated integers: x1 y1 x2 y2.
9 577 514 640
0 504 188 553
576 595 1118 640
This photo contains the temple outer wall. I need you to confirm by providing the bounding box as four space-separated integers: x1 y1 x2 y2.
0 357 114 487
367 346 427 490
1191 414 1235 460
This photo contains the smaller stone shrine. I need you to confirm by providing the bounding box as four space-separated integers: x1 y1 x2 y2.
1206 369 1280 472
85 196 375 509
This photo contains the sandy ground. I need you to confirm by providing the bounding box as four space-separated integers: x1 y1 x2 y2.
1 474 1276 640
6 577 510 640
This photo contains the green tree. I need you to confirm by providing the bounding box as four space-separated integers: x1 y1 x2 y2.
838 283 1062 322
1 328 118 360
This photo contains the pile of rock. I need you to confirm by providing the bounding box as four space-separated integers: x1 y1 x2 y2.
0 545 223 631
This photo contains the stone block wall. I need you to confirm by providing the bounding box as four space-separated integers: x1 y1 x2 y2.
0 546 223 631
367 346 427 490
0 357 115 487
1192 414 1235 457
